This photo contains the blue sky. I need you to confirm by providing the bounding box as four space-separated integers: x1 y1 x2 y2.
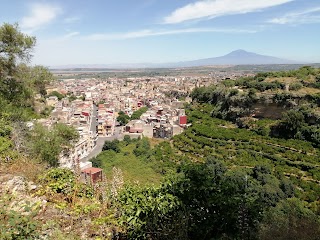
1 0 320 66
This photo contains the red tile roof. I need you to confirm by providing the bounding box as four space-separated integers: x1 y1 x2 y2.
81 167 102 174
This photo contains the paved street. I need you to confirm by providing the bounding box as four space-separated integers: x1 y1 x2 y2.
80 126 124 163
90 104 98 132
80 105 140 164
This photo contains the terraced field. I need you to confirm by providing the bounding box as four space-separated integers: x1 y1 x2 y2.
173 107 320 202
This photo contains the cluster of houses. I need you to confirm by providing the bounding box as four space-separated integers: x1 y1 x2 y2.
97 104 115 137
40 70 254 183
124 103 188 138
43 75 214 182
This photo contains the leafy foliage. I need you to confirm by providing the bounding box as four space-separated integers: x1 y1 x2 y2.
174 105 320 203
130 106 148 120
117 107 148 125
0 23 35 76
118 184 184 239
116 111 130 126
48 90 65 100
103 139 120 153
116 156 298 239
258 198 320 239
38 168 93 199
93 139 163 185
0 23 54 125
28 123 79 166
0 118 12 137
133 137 150 157
0 195 40 240
38 168 76 194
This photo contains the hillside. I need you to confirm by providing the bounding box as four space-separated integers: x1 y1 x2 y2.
175 105 320 201
2 23 320 239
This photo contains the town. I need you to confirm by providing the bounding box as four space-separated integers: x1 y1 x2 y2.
39 70 251 170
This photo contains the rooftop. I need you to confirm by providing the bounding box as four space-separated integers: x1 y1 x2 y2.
81 167 102 174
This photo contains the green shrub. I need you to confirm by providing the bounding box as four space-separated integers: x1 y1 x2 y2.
0 196 40 240
103 139 120 153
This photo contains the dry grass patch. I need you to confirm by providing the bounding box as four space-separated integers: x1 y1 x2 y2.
0 156 47 182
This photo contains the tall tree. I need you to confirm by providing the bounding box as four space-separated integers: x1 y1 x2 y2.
28 123 79 167
0 23 53 109
0 23 35 77
0 23 36 105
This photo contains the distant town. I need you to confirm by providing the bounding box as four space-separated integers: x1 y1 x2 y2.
36 69 253 170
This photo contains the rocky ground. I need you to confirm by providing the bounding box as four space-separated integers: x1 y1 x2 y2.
0 173 118 239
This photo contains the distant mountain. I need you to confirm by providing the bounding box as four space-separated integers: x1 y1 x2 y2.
171 50 299 67
51 50 301 69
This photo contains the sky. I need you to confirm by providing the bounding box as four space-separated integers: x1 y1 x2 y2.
0 0 320 66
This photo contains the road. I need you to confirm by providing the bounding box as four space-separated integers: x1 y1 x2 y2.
80 126 124 163
90 104 98 132
80 104 141 165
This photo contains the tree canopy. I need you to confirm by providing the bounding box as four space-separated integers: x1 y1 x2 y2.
0 23 36 77
27 123 79 167
0 23 53 109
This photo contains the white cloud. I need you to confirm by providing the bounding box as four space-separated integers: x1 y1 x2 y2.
64 16 81 24
86 28 256 40
39 32 80 43
268 7 320 24
164 0 293 24
21 3 62 32
61 32 80 39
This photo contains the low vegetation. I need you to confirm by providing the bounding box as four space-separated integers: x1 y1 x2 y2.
117 106 148 126
92 138 163 185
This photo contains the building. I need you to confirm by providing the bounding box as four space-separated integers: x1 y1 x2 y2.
81 167 103 184
153 123 173 138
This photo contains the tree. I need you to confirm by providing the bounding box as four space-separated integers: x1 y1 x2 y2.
15 64 54 97
281 110 306 138
29 65 53 96
117 111 130 126
123 135 131 145
0 23 36 77
0 24 33 104
0 23 53 107
28 123 79 166
131 107 148 120
48 91 65 100
103 139 120 153
118 184 185 240
133 137 150 157
54 123 80 144
68 94 77 102
258 198 320 240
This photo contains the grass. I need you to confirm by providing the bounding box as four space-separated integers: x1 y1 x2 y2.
96 143 162 185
